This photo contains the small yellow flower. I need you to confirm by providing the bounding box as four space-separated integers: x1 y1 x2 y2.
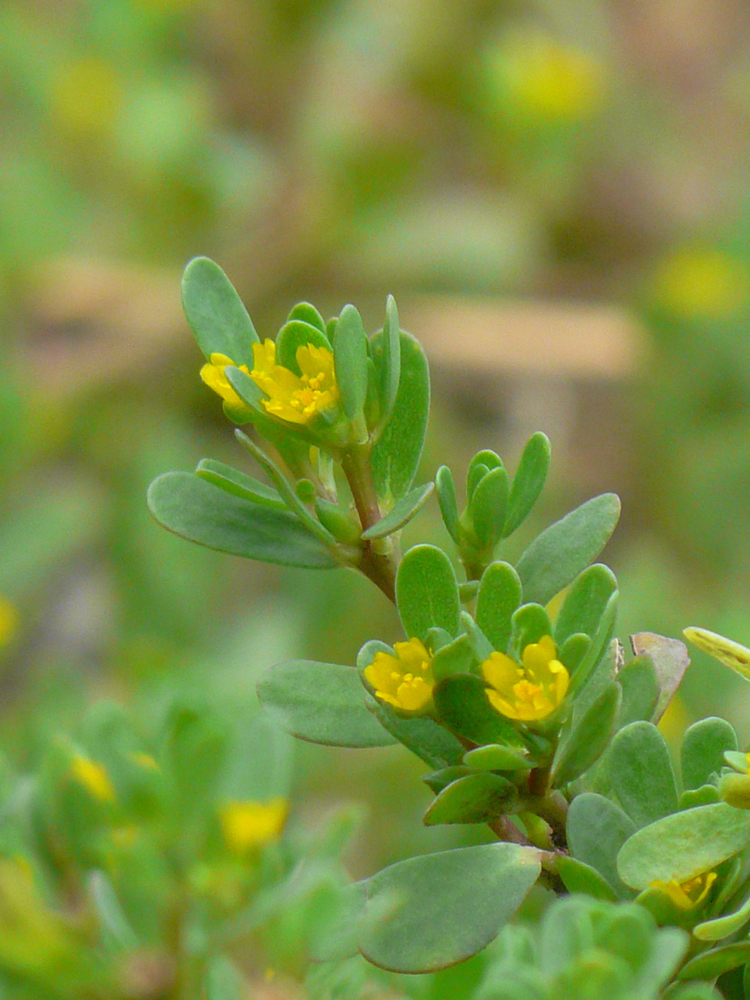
71 755 115 803
482 636 569 722
250 339 339 425
488 28 605 123
220 798 288 854
364 638 435 713
650 871 717 911
200 353 252 412
0 597 19 649
652 247 750 321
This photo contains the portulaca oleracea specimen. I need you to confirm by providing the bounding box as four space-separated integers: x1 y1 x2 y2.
148 257 750 995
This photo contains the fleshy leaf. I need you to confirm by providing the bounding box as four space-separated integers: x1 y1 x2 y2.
195 459 285 510
683 626 750 681
630 633 690 723
476 561 522 654
363 691 465 770
334 304 369 422
379 294 401 425
257 661 395 748
423 773 517 825
503 432 551 538
147 472 338 568
516 493 621 607
396 544 460 641
617 803 750 890
606 722 678 828
553 564 618 647
681 717 738 792
361 483 434 540
436 466 460 544
678 943 750 982
276 319 331 375
371 331 430 502
358 843 541 973
693 893 750 942
556 856 617 901
617 655 660 728
567 793 637 898
433 673 525 749
469 467 509 554
182 257 258 367
551 683 621 788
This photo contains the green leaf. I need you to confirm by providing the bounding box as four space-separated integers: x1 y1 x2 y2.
424 773 517 825
358 843 541 973
436 466 460 544
607 723 678 828
516 493 621 607
147 472 338 569
372 331 430 502
363 692 465 769
617 655 661 728
630 633 690 723
182 257 258 367
276 319 331 375
257 661 395 748
567 593 618 700
88 872 139 952
469 467 509 553
476 561 522 654
681 717 738 791
287 301 327 335
396 544 460 640
693 893 750 942
307 881 366 963
617 803 750 890
510 604 552 657
433 673 525 749
551 683 621 788
431 634 476 681
467 451 502 500
678 943 750 982
680 785 720 809
463 744 531 772
422 766 473 793
558 633 591 674
503 432 551 538
361 483 434 540
567 793 637 898
334 304 369 422
556 856 617 901
195 458 286 510
554 564 618 647
461 611 495 661
379 294 401 424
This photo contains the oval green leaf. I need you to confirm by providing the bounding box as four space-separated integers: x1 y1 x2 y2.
682 717 738 792
503 432 551 538
276 319 331 375
148 472 337 569
554 563 618 647
516 493 621 607
182 257 258 367
567 792 637 898
476 561 522 654
334 304 369 421
424 772 517 825
257 660 395 748
617 803 750 891
396 544 460 640
359 843 541 973
607 722 679 829
195 459 286 510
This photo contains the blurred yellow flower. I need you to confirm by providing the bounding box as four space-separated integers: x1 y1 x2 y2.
50 58 122 136
482 636 569 722
364 638 434 713
71 755 115 803
250 339 339 425
652 247 750 321
488 28 605 123
650 871 717 911
200 353 253 414
220 798 288 853
0 597 19 649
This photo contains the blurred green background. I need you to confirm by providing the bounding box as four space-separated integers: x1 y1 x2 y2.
3 0 750 914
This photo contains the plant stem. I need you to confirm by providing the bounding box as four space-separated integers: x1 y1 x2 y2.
341 445 398 604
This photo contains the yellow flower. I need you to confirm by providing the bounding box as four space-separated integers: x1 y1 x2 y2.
650 871 717 911
488 28 605 123
220 798 288 853
652 247 750 321
250 339 339 425
482 636 569 722
71 755 115 803
364 638 435 713
0 597 19 649
200 353 252 412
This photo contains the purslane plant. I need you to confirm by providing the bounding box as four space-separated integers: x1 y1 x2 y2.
149 257 750 994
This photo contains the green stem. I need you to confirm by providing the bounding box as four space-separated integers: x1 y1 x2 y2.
341 445 398 604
